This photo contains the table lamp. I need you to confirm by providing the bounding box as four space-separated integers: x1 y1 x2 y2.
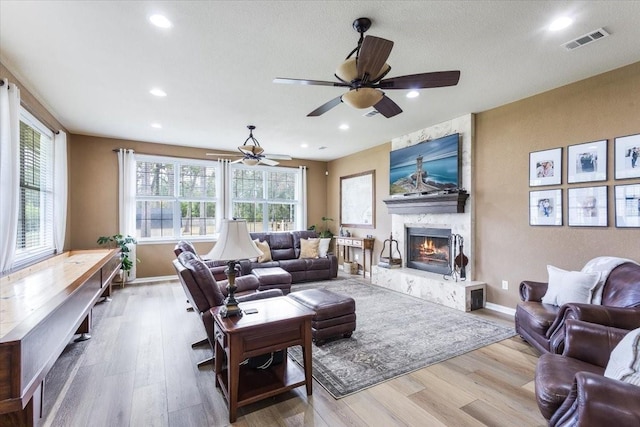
205 219 263 317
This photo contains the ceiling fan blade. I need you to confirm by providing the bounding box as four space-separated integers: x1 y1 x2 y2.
307 96 343 117
230 158 244 164
357 36 394 82
206 152 242 157
273 77 350 87
264 153 292 160
377 70 461 90
259 158 279 166
374 95 403 118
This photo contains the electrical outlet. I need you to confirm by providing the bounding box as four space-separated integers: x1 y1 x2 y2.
502 280 509 290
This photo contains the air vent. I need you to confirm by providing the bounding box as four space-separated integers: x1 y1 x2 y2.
563 28 610 51
363 109 380 117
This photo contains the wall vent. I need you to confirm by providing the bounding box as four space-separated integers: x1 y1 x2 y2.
363 109 380 117
563 28 610 51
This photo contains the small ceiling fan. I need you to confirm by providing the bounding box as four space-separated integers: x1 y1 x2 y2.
274 17 460 118
206 125 292 166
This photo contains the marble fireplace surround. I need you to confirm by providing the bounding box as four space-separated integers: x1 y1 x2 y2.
371 114 486 311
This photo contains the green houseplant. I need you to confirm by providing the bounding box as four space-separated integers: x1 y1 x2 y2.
97 234 138 277
308 216 334 238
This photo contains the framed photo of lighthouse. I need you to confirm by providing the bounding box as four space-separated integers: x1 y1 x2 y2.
389 133 460 196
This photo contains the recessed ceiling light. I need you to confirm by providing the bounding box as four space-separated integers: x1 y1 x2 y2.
339 124 349 130
549 17 573 31
300 143 308 148
149 88 167 97
149 14 172 28
406 91 419 98
151 123 162 129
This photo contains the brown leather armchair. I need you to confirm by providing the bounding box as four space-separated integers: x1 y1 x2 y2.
173 251 282 366
535 320 640 426
515 262 640 354
174 240 235 282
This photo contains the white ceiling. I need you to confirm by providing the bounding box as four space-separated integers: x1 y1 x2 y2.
2 1 640 161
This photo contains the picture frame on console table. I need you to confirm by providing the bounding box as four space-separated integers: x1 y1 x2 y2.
568 186 608 227
567 139 607 183
614 133 640 179
529 189 562 226
615 184 640 228
529 147 562 187
340 170 375 228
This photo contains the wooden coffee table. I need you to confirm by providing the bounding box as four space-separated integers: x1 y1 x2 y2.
212 296 315 423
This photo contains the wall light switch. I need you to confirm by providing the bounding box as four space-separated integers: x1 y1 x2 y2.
502 280 509 290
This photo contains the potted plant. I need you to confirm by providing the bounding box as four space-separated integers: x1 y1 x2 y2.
308 217 334 257
97 234 138 280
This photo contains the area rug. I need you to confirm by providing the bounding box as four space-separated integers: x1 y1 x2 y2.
287 279 515 399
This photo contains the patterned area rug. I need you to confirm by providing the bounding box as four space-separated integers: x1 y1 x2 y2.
288 279 515 399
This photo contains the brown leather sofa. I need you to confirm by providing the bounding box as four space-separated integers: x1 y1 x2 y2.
240 230 338 283
535 319 640 426
173 251 282 366
174 240 231 281
515 262 640 354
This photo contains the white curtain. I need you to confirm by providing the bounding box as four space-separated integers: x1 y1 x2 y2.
53 131 68 253
220 159 230 222
117 149 136 280
297 166 307 231
0 80 21 273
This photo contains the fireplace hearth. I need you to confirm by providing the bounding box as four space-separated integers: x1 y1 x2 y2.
405 227 452 275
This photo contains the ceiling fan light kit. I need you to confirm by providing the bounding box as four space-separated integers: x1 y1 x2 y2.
274 17 460 118
206 125 292 166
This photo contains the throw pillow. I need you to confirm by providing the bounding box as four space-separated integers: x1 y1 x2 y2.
253 239 272 263
604 327 640 386
541 265 601 306
318 237 331 258
300 238 320 259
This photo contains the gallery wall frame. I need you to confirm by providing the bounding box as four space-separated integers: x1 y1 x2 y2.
567 139 607 183
529 147 562 186
529 189 562 226
340 170 375 229
614 133 640 179
615 184 640 228
568 186 608 227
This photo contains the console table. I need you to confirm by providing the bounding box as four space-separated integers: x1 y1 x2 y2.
336 237 375 280
0 249 120 426
213 296 314 423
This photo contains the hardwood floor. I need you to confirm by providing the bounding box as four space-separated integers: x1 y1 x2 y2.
41 277 545 427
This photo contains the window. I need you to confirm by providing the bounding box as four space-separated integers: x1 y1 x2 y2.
230 164 301 232
135 155 220 241
14 109 55 266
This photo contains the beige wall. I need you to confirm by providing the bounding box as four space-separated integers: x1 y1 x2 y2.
68 134 328 277
327 143 393 268
474 61 640 308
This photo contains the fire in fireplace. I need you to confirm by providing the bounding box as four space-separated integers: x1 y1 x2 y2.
405 227 452 274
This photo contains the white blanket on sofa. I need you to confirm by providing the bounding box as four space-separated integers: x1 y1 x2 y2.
582 256 640 304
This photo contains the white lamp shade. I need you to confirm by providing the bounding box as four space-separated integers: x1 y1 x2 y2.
205 219 263 261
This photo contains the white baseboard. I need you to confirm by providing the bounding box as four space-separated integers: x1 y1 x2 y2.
484 302 516 316
127 275 178 285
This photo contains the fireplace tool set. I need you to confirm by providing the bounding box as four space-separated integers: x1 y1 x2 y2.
445 234 468 281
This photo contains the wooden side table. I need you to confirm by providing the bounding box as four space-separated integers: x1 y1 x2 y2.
212 296 315 423
336 237 375 280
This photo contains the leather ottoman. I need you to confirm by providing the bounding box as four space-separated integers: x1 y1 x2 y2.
251 267 292 295
288 289 356 345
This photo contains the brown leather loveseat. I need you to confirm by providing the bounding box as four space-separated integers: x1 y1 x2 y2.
535 319 640 426
240 230 338 283
515 261 640 354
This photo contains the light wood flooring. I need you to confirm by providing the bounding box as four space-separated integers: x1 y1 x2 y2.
41 276 545 427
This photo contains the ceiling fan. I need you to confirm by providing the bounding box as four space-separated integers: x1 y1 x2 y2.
206 125 292 166
274 17 460 118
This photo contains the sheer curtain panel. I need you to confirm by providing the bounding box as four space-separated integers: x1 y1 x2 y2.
53 131 67 253
0 79 21 273
117 148 136 280
297 166 307 231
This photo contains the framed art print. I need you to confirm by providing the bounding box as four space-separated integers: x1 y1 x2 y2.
567 139 607 183
568 186 607 227
614 133 640 179
530 148 561 186
615 184 640 227
530 189 562 226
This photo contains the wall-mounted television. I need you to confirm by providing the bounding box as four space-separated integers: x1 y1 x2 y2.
389 133 460 196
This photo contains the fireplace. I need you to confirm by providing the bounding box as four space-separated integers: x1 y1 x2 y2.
405 227 452 274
